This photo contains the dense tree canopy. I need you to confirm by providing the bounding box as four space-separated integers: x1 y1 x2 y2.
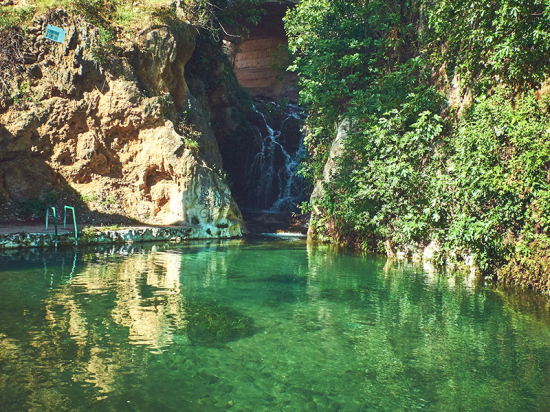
285 0 550 286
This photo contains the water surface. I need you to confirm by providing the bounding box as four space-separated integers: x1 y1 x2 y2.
1 238 550 411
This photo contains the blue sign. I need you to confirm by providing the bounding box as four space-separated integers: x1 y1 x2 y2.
44 25 66 43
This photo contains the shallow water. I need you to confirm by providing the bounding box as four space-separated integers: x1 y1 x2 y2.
1 238 550 411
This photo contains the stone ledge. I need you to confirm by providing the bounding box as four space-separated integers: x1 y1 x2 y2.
0 225 242 249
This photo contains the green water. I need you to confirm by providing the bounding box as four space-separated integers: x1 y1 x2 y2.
1 238 550 411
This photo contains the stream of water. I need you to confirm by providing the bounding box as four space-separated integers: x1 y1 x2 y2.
246 102 306 212
1 238 550 411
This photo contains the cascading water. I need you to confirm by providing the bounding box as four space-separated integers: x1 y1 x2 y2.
245 100 306 212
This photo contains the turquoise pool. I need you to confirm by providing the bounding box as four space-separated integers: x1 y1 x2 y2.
1 237 550 411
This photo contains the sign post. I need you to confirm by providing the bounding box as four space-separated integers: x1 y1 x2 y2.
44 25 66 43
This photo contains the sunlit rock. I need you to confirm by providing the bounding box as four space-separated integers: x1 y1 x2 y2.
0 14 242 237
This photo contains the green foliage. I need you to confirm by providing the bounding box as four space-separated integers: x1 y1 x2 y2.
319 88 447 250
154 0 265 40
497 235 550 293
288 0 550 282
426 0 550 93
446 90 550 270
286 0 422 183
43 190 59 205
89 27 120 66
176 101 202 151
0 5 33 30
80 193 98 204
311 86 550 272
71 0 117 27
184 136 200 151
287 0 443 247
100 195 116 207
11 80 32 106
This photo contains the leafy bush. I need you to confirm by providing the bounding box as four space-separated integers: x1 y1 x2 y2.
427 0 550 93
286 0 424 185
312 87 550 272
446 90 550 270
288 0 550 283
316 87 447 251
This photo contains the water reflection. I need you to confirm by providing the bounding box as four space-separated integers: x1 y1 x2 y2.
1 240 550 411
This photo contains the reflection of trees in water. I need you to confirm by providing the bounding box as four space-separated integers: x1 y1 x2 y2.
304 242 550 411
2 242 550 411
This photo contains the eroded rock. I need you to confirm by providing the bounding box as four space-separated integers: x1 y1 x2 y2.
0 14 242 236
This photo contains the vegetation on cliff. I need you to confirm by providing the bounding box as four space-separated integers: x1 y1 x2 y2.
286 0 550 291
0 0 264 102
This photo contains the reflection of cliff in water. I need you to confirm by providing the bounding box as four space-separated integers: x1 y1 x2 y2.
3 242 550 411
44 243 254 350
0 242 254 409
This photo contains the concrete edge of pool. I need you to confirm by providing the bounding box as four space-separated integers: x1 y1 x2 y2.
0 224 243 249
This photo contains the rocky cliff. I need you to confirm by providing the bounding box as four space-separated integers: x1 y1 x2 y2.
0 9 242 237
230 2 298 101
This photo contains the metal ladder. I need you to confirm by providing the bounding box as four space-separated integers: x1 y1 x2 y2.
46 206 78 241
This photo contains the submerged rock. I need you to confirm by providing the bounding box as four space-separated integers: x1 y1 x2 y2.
179 301 256 347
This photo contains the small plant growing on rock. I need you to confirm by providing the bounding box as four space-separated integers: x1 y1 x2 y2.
90 27 121 67
80 193 98 204
104 224 120 231
12 80 32 107
177 105 201 152
184 136 199 151
100 195 116 207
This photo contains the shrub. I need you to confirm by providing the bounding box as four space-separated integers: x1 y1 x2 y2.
446 89 550 270
497 235 550 294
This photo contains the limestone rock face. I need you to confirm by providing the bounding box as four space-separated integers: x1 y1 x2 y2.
233 38 298 101
309 120 350 218
0 11 242 236
230 2 298 101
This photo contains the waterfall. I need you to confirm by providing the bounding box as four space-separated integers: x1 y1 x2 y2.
245 100 306 212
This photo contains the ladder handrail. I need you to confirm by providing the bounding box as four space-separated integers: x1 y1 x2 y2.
63 206 78 240
45 207 58 240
